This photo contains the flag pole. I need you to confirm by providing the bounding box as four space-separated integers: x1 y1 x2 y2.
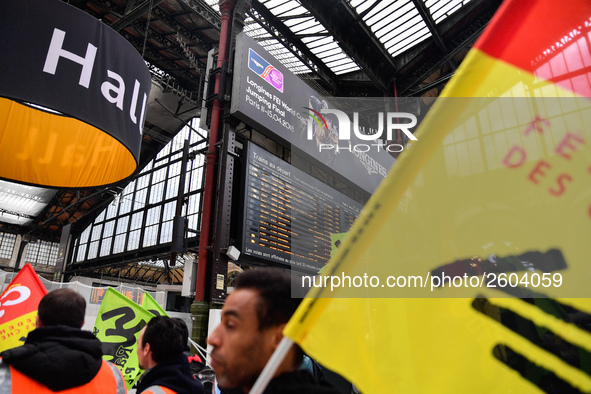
188 337 212 366
249 337 294 394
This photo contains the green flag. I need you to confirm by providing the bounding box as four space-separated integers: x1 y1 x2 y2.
319 233 348 274
94 287 155 389
330 233 347 257
142 291 168 317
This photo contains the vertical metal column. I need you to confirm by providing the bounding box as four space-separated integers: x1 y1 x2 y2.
209 123 237 303
55 223 72 282
195 0 235 302
191 0 237 348
170 138 190 283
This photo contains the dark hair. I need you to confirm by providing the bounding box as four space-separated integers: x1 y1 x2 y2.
234 267 303 330
173 317 190 351
141 316 185 363
38 288 86 328
234 268 305 365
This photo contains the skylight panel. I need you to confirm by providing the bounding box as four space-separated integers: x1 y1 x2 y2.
328 65 354 75
390 28 431 56
324 56 349 66
289 19 322 34
203 0 219 12
0 180 57 226
313 47 341 57
255 39 312 73
280 8 313 18
303 36 335 50
367 1 430 57
244 9 316 75
427 0 470 24
330 63 359 73
394 21 430 45
378 12 423 42
322 52 349 63
208 0 361 76
306 40 359 74
342 64 362 73
277 4 309 18
0 212 33 226
263 0 289 9
283 16 315 29
314 42 341 54
371 2 416 35
245 0 360 75
267 0 298 16
351 0 376 14
354 0 447 60
364 0 399 21
366 1 402 27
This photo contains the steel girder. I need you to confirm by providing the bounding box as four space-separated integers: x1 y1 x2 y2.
298 0 397 95
249 0 339 92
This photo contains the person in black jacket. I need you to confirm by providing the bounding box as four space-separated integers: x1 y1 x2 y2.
0 288 126 393
136 316 204 394
207 268 340 394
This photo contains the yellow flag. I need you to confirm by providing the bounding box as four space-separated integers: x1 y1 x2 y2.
94 287 155 389
142 291 168 317
285 0 591 392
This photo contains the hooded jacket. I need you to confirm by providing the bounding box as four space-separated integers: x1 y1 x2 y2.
0 325 105 391
136 353 204 394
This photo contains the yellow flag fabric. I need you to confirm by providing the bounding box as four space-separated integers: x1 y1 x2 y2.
284 0 591 392
142 291 168 317
94 287 155 389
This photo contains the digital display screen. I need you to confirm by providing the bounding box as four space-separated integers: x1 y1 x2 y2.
242 143 364 272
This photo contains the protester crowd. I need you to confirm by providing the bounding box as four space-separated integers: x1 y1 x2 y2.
0 268 343 394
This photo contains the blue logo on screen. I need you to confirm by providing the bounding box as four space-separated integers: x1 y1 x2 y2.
248 48 284 92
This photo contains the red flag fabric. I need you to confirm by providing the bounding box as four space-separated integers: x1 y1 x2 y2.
473 0 591 97
0 263 48 352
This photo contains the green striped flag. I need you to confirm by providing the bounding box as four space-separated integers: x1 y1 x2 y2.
94 287 155 389
142 291 168 317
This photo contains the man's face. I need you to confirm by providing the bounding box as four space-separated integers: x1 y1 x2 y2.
136 326 149 370
207 289 279 391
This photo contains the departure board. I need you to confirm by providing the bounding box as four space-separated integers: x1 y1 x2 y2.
241 143 364 272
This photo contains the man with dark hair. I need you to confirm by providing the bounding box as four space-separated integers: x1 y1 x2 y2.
0 288 126 393
37 287 86 328
136 316 204 394
173 318 215 394
207 267 340 394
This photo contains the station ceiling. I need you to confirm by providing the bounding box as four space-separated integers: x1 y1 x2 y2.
0 0 501 244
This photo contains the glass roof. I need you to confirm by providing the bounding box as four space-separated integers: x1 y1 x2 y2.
205 0 360 75
206 0 470 76
351 0 470 56
426 0 469 23
251 0 361 75
0 180 57 226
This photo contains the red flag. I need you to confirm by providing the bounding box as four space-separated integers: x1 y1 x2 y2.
472 0 591 97
0 263 48 352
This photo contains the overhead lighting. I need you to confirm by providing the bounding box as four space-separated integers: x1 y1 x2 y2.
0 180 57 226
